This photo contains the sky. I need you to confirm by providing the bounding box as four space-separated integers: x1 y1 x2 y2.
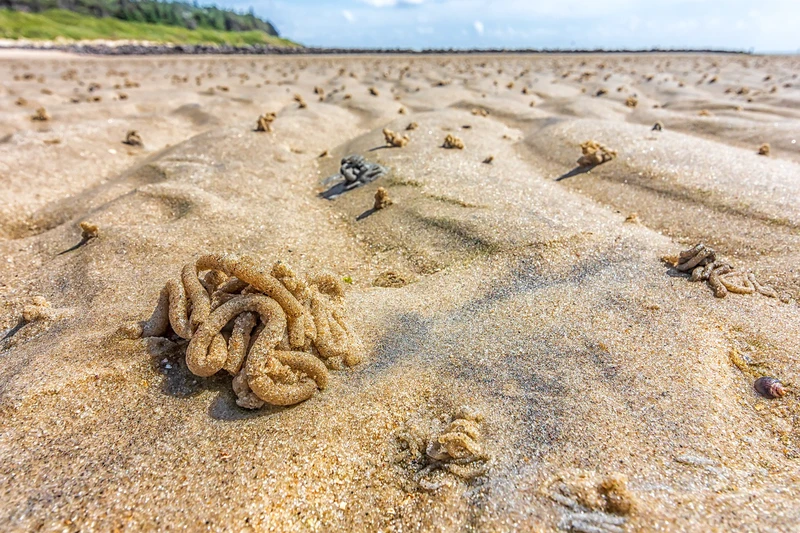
222 0 799 52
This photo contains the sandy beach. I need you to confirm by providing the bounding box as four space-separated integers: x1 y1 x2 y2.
0 51 798 532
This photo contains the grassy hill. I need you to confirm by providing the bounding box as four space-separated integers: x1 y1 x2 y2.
2 0 280 34
0 9 298 46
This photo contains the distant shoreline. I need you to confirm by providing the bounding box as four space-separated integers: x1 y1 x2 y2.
0 41 755 56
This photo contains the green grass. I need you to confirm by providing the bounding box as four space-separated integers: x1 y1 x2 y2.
0 9 299 46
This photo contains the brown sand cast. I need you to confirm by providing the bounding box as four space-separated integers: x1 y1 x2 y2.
122 254 363 407
671 243 783 300
373 187 393 210
1 52 799 532
577 140 617 167
383 127 410 147
122 129 143 146
443 133 465 149
31 106 50 121
293 93 308 109
256 111 277 132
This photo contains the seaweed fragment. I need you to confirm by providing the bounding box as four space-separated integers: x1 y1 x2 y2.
321 155 389 199
340 155 387 188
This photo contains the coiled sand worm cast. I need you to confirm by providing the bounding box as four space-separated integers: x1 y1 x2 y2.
673 244 782 300
122 254 364 408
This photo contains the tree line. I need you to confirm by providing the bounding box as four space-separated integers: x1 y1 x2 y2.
1 0 279 35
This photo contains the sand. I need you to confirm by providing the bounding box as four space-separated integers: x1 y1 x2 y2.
0 51 799 532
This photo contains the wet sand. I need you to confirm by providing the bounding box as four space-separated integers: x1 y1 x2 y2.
0 51 799 532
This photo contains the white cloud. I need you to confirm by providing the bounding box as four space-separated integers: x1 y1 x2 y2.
266 0 800 52
361 0 425 7
342 9 355 22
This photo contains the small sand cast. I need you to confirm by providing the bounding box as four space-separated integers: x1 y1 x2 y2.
672 243 782 300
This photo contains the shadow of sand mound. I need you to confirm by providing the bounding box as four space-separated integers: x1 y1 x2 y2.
2 159 173 240
170 103 219 127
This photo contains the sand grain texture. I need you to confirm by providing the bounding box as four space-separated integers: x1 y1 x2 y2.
0 52 799 532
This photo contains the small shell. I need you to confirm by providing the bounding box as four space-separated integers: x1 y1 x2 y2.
754 377 785 399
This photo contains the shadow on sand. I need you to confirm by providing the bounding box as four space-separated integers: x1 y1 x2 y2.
555 165 593 181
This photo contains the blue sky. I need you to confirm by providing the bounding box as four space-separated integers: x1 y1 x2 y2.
223 0 799 52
